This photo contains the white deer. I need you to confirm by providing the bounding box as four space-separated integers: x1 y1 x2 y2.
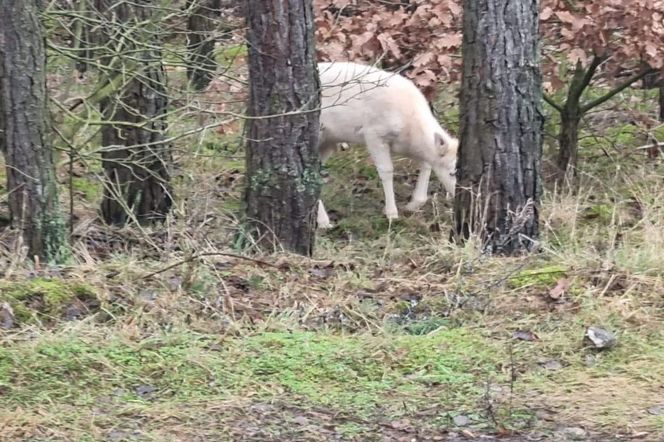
316 61 458 228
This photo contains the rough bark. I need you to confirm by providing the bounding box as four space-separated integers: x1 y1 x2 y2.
557 109 580 181
642 71 664 121
0 0 70 262
244 0 321 255
74 0 93 74
555 63 587 180
95 1 172 225
554 57 603 180
454 0 543 255
186 0 222 91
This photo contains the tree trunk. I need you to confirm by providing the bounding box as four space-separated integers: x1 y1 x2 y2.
552 60 596 181
454 0 543 255
0 0 70 263
659 86 664 122
243 0 321 255
550 59 653 180
186 0 222 90
95 1 172 225
556 110 580 181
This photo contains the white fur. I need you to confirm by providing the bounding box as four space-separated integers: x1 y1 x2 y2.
316 61 458 228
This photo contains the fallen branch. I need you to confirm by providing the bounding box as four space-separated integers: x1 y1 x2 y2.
140 251 281 280
635 142 664 150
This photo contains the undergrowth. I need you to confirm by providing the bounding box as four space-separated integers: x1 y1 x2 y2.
1 77 663 441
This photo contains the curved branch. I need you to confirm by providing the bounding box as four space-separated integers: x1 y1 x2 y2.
580 67 658 114
567 56 606 108
543 93 563 113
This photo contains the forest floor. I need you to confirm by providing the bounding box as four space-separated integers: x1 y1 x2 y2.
1 74 664 441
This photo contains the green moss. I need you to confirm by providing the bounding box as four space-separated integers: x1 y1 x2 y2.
218 44 248 66
403 317 450 335
509 265 567 289
233 329 497 413
581 203 614 224
71 177 102 202
0 328 501 418
335 422 369 438
200 136 243 155
654 125 664 142
0 278 98 323
42 214 71 265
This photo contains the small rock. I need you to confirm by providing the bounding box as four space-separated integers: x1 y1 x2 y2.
585 326 617 349
389 419 411 430
452 414 470 427
559 426 587 440
134 384 156 399
540 359 563 371
138 289 157 303
513 329 539 341
647 404 664 415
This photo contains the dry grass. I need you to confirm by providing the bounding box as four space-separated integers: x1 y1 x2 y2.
2 142 664 439
1 64 664 440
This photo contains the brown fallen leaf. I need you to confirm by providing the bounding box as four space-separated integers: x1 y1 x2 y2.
549 277 571 300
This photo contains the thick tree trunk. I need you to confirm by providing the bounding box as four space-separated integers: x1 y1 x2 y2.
454 0 543 255
186 0 222 91
244 0 321 255
0 0 69 263
95 1 172 225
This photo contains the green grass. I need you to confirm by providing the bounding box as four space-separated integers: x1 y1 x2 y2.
3 42 664 440
0 327 499 410
0 326 517 438
71 176 103 202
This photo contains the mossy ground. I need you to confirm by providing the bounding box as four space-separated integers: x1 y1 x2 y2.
0 277 99 324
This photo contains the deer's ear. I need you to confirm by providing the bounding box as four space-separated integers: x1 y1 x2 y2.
434 132 448 156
